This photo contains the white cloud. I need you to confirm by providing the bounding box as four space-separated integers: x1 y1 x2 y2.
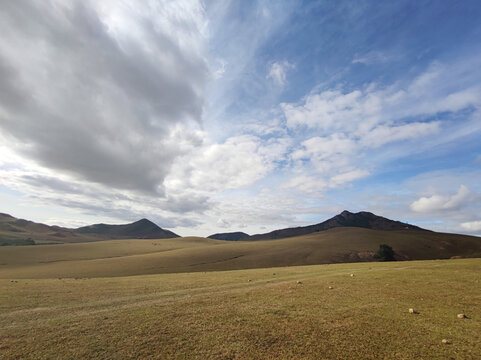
216 218 230 228
282 61 481 133
360 122 441 148
267 60 295 87
282 89 373 130
352 50 397 65
241 118 287 137
292 134 357 162
410 185 471 213
282 175 328 194
281 168 369 194
329 169 370 188
165 134 290 194
461 221 481 232
283 110 440 195
212 58 227 79
291 134 357 175
278 58 481 198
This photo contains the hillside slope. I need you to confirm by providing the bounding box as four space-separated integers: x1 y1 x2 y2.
75 218 179 239
0 213 178 245
248 210 426 241
1 227 480 279
208 232 249 241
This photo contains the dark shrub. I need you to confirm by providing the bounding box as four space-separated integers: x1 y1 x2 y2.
374 244 396 261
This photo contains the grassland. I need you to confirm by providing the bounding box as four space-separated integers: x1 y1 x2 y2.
1 228 479 358
1 227 480 279
1 258 480 359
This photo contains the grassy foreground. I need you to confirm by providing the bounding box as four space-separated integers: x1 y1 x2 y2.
1 259 480 359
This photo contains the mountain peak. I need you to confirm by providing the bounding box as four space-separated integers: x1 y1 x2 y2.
74 218 179 238
134 218 156 226
248 210 426 241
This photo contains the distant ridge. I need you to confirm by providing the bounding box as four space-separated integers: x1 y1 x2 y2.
247 210 426 241
0 213 178 245
75 218 179 239
208 232 249 241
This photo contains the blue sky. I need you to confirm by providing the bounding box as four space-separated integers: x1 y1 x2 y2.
0 0 480 236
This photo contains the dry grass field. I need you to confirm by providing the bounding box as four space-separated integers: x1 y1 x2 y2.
1 227 480 279
1 258 480 359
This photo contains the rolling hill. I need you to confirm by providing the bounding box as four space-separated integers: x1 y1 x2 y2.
75 218 178 239
0 213 178 245
208 231 249 241
247 210 425 240
1 210 481 279
1 227 480 279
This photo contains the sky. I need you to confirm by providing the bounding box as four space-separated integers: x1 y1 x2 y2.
1 0 481 237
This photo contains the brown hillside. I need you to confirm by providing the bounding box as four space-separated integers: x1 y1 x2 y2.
0 213 178 245
1 227 480 279
248 210 425 241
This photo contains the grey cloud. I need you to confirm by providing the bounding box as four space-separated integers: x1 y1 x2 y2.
20 174 84 195
165 194 212 213
0 1 208 194
9 172 212 216
30 193 199 230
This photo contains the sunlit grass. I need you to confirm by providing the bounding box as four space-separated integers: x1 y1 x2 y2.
1 258 480 359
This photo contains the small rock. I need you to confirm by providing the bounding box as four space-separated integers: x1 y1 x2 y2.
328 286 334 290
296 281 303 284
408 308 417 314
457 313 467 319
350 273 355 277
272 273 276 275
442 339 450 344
247 279 252 282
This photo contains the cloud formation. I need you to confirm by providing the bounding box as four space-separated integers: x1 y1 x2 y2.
1 1 481 237
0 0 208 194
352 50 397 65
410 185 471 212
267 61 294 87
278 58 481 197
461 221 481 232
165 134 291 193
